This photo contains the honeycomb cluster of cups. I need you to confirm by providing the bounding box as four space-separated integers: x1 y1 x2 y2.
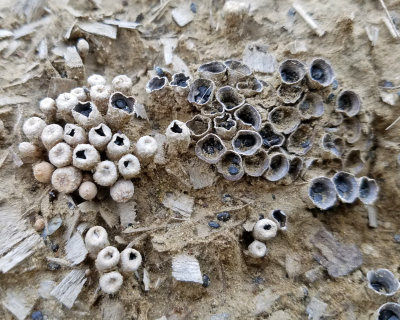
85 226 142 294
366 269 400 319
19 74 157 203
146 58 379 209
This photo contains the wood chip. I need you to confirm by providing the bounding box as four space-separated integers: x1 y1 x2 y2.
162 192 194 217
65 232 88 266
64 46 85 81
366 205 378 228
143 268 150 291
76 21 117 39
37 37 48 60
292 2 325 37
2 288 37 320
243 43 277 74
13 16 52 39
103 19 141 29
116 201 137 228
172 6 194 27
172 255 202 283
185 157 216 190
0 29 13 39
160 37 177 65
47 77 78 99
51 269 87 309
101 299 124 320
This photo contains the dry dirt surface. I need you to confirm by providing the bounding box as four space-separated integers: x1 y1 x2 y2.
1 0 400 319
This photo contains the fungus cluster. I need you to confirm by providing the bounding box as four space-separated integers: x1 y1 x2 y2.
20 74 152 203
85 226 142 294
146 58 374 191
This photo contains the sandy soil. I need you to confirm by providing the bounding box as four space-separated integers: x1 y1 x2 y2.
1 0 400 319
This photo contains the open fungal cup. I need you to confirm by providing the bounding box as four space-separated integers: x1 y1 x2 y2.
258 123 285 149
99 271 123 294
234 104 262 130
72 101 103 129
264 152 289 182
308 177 337 210
252 219 278 241
106 133 130 161
95 246 120 272
216 151 244 181
72 144 101 170
88 123 112 151
195 133 226 164
146 76 168 94
277 83 304 104
87 74 106 87
186 115 212 139
321 133 345 158
70 87 87 101
214 113 237 139
106 92 135 129
236 78 263 97
198 61 227 82
307 58 335 89
120 248 142 273
118 154 141 179
332 171 359 203
188 78 215 107
232 130 262 156
170 73 190 89
64 124 87 147
336 90 361 117
358 176 379 205
376 303 400 320
224 60 252 84
268 106 301 134
297 92 324 119
165 120 191 155
269 209 287 231
367 269 400 296
243 149 269 177
112 75 132 95
216 86 245 112
23 117 46 142
278 59 306 85
287 124 314 155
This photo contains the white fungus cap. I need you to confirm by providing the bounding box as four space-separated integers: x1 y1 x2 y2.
33 161 55 183
72 144 101 170
252 218 278 242
85 226 109 257
51 166 82 193
55 93 79 118
64 124 87 146
70 87 87 101
93 160 118 187
95 246 121 272
79 181 98 201
99 271 123 294
22 117 46 141
110 179 134 203
118 154 141 179
248 240 267 258
76 38 89 58
49 142 72 168
41 124 64 150
106 133 130 161
18 141 41 162
90 84 111 100
112 75 132 93
135 136 158 159
87 74 107 87
88 123 112 151
120 248 142 272
39 97 56 117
